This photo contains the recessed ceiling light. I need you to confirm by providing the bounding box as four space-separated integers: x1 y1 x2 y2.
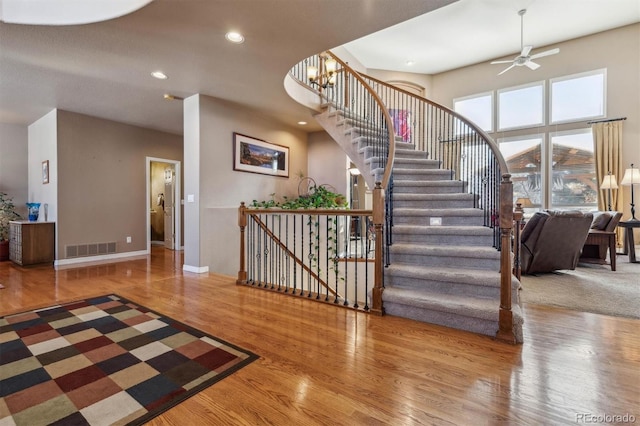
406 60 415 66
151 71 168 80
163 94 183 101
225 31 245 44
298 121 307 125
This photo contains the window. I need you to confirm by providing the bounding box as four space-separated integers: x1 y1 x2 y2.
453 92 493 132
550 129 596 210
551 69 606 123
497 81 544 130
498 135 544 209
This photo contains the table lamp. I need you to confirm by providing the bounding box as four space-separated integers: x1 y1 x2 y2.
600 172 618 211
621 163 640 221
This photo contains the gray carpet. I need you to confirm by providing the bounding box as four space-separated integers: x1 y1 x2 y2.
519 250 639 319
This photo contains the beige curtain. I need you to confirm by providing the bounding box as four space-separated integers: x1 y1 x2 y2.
592 120 623 245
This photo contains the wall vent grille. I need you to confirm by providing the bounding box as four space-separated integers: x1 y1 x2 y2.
66 242 117 258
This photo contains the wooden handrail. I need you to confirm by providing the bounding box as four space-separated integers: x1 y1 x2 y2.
347 69 508 174
325 51 397 191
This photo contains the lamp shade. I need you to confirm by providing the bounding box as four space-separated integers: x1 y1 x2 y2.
621 165 640 186
325 58 337 74
515 197 533 208
601 174 618 189
307 66 318 81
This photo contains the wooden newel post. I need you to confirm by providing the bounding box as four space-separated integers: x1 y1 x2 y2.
237 202 247 285
496 174 517 344
371 182 385 316
513 202 524 280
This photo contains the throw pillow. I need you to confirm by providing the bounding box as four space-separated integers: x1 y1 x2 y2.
591 212 611 230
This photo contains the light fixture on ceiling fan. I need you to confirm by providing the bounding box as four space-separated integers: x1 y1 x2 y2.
490 8 560 76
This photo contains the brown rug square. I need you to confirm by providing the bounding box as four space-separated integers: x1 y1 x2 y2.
0 294 258 425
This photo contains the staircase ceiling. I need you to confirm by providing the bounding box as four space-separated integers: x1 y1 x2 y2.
1 0 638 136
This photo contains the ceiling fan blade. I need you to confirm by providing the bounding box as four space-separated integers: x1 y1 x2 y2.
491 59 514 64
525 61 540 70
521 45 532 57
530 48 560 60
498 64 516 76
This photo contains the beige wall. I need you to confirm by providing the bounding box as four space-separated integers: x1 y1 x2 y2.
308 131 348 197
184 94 309 276
0 123 28 218
429 23 640 234
28 111 58 226
55 110 183 260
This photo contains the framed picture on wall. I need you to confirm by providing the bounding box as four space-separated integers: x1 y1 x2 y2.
233 132 289 178
42 160 49 184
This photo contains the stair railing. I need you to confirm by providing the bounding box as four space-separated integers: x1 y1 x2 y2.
237 203 379 313
287 52 517 341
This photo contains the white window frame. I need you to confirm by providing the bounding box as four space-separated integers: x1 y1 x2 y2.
550 68 607 125
453 91 494 133
497 81 546 131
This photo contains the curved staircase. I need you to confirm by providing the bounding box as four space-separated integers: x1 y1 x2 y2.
287 53 523 343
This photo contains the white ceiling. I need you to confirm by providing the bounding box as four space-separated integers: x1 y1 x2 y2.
0 0 638 136
344 0 640 74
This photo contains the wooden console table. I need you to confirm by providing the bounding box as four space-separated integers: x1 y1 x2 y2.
618 220 640 263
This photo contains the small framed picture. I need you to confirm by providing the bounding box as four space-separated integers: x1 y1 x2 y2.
233 133 289 178
42 160 49 184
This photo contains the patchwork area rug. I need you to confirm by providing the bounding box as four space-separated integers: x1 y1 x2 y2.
0 294 258 425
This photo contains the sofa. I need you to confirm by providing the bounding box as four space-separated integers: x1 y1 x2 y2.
520 210 593 275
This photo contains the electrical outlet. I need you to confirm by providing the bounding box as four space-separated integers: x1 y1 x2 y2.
429 217 442 226
126 236 132 243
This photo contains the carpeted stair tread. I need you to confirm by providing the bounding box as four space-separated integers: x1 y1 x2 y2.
386 263 503 287
394 180 465 187
393 193 476 201
389 243 500 260
392 224 493 236
393 158 440 167
383 287 507 320
393 208 485 217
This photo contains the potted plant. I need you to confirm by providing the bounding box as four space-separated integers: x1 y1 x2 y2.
0 192 21 261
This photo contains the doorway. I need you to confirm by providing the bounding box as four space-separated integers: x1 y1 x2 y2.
147 157 181 252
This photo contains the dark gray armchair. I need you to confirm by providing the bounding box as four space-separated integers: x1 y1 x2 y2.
520 210 593 275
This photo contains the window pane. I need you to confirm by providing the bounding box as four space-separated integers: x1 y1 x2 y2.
499 136 543 210
454 93 492 132
551 71 605 123
498 83 544 130
550 130 597 211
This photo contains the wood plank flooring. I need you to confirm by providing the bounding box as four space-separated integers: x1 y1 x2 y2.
1 247 638 425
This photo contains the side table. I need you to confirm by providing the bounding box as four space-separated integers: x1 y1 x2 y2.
618 220 640 263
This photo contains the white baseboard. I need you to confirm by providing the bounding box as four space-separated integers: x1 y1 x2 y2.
54 250 149 268
182 264 209 274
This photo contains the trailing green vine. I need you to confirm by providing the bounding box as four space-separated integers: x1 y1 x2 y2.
250 184 348 209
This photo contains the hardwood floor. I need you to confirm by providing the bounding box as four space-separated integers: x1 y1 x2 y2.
1 247 638 425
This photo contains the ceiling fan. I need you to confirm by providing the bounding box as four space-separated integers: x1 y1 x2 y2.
490 9 560 76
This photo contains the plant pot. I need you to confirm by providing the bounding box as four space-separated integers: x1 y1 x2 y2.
0 240 9 261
